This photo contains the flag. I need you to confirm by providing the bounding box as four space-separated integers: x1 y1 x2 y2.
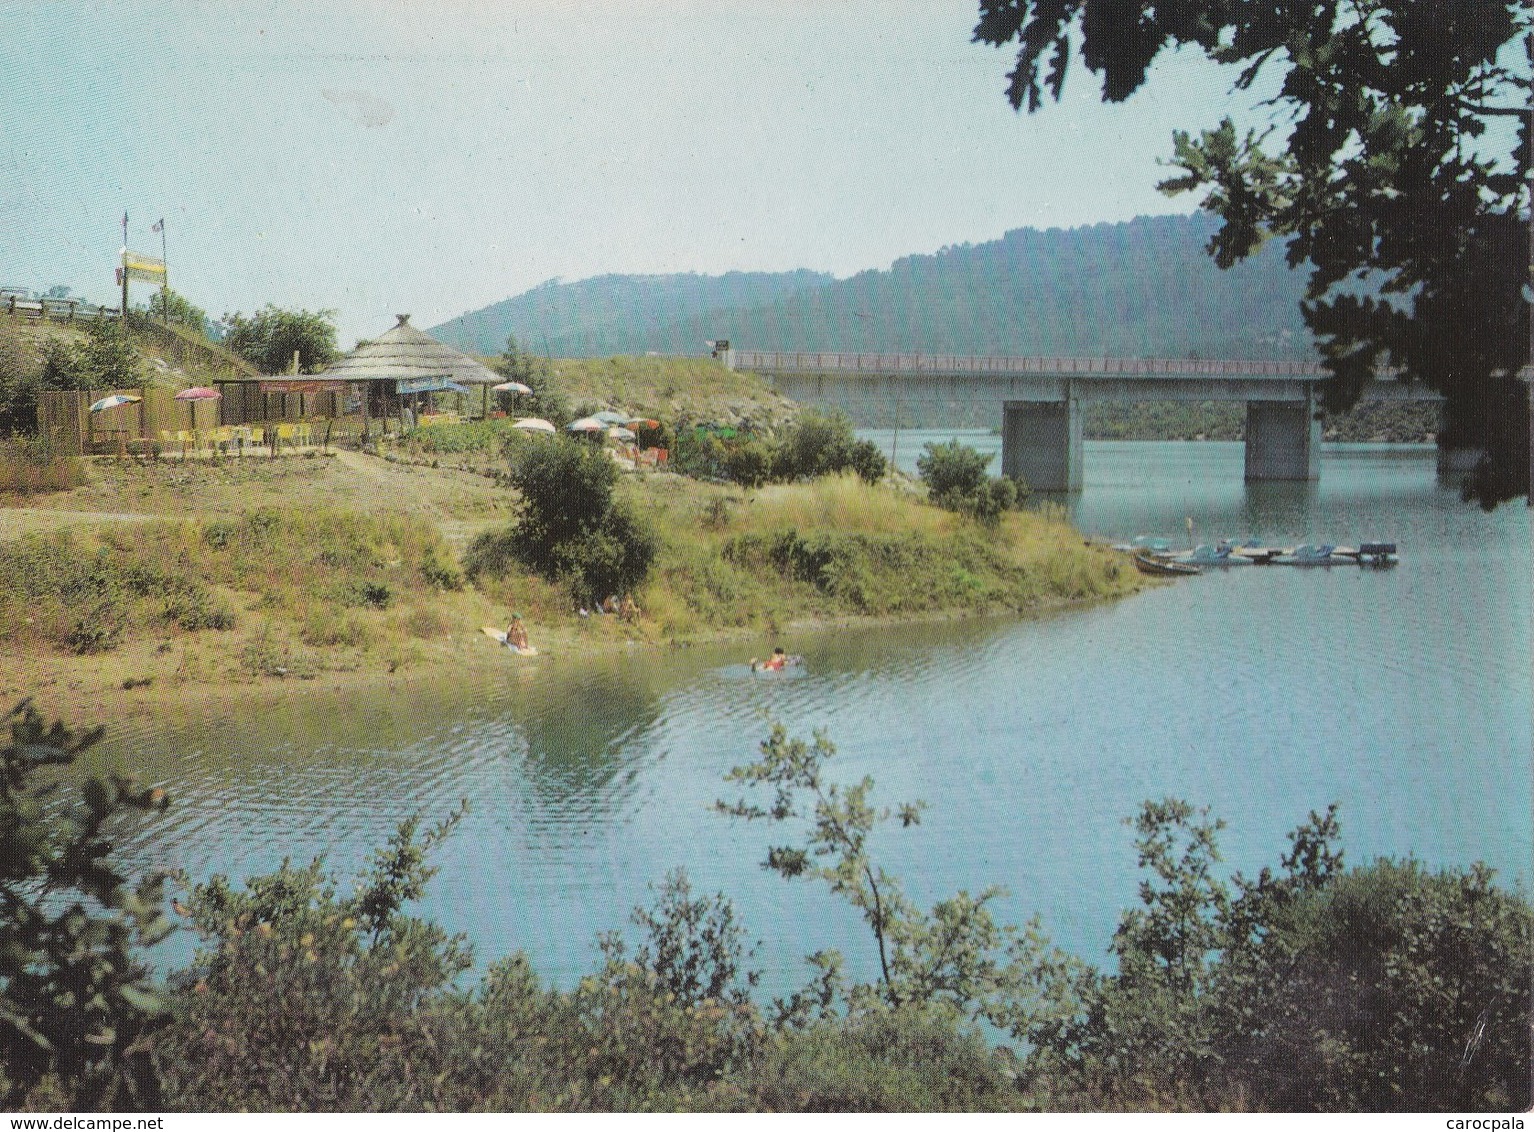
151 218 163 233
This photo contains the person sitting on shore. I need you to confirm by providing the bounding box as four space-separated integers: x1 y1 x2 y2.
505 613 530 651
600 594 620 615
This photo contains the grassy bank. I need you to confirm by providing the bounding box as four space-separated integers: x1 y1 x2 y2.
0 507 474 683
0 454 1140 713
544 354 798 431
620 474 1137 637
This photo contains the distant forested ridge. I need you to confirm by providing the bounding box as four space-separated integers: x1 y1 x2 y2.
430 214 1314 360
431 270 834 357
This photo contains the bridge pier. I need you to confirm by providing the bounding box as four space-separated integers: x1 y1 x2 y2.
1002 396 1082 491
1244 393 1321 481
1435 446 1484 475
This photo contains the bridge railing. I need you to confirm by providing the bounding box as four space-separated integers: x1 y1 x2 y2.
732 349 1337 379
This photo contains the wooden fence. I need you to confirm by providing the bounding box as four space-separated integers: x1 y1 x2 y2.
214 382 346 425
36 388 219 455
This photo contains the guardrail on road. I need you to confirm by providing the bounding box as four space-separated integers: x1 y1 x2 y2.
1 293 120 322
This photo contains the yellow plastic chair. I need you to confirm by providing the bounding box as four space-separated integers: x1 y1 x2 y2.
249 427 264 445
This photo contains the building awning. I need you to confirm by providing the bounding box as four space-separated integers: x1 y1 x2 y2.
256 379 350 394
396 377 469 394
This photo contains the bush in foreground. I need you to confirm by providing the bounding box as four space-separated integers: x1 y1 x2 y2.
1023 802 1533 1111
0 702 172 1110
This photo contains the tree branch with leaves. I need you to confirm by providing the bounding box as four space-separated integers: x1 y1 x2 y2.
0 700 172 1110
716 725 1085 1038
976 0 1533 506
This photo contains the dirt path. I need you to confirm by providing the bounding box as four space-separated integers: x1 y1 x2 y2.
0 509 162 539
1 449 512 538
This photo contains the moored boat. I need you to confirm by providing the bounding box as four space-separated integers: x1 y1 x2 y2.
1332 542 1400 567
1166 543 1249 567
1271 543 1344 566
1112 535 1176 555
1133 552 1201 576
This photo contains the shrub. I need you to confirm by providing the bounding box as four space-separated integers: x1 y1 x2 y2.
200 520 238 550
846 437 888 484
668 429 728 481
0 437 87 494
419 548 463 591
917 440 1020 524
0 701 172 1110
773 411 885 483
401 606 451 639
461 527 519 579
75 319 141 388
240 623 314 677
332 580 392 610
495 335 569 425
568 872 764 1107
1207 857 1533 1111
159 811 475 1111
476 439 657 603
300 608 373 649
747 1007 1017 1112
65 605 123 654
601 870 761 1013
1023 801 1534 1112
716 726 1055 1038
159 589 235 632
722 441 772 488
917 440 989 500
700 497 735 530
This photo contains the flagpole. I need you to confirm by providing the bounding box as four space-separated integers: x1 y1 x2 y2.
158 219 168 326
120 212 129 321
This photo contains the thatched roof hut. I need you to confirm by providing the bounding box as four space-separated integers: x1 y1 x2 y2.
323 313 499 390
214 314 503 427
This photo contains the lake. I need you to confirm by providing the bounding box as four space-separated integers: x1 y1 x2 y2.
92 437 1532 996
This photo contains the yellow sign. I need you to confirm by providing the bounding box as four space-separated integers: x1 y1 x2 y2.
122 251 166 284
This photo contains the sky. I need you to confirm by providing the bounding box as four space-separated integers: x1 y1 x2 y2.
2 1 1267 348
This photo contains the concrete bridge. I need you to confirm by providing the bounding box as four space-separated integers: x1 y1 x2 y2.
727 349 1443 490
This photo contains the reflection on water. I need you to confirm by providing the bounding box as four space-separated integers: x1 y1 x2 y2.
90 441 1531 998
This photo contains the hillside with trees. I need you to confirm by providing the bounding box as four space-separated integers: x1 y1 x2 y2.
432 270 835 358
430 214 1314 361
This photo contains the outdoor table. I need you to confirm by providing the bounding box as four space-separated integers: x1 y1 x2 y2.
90 429 129 456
